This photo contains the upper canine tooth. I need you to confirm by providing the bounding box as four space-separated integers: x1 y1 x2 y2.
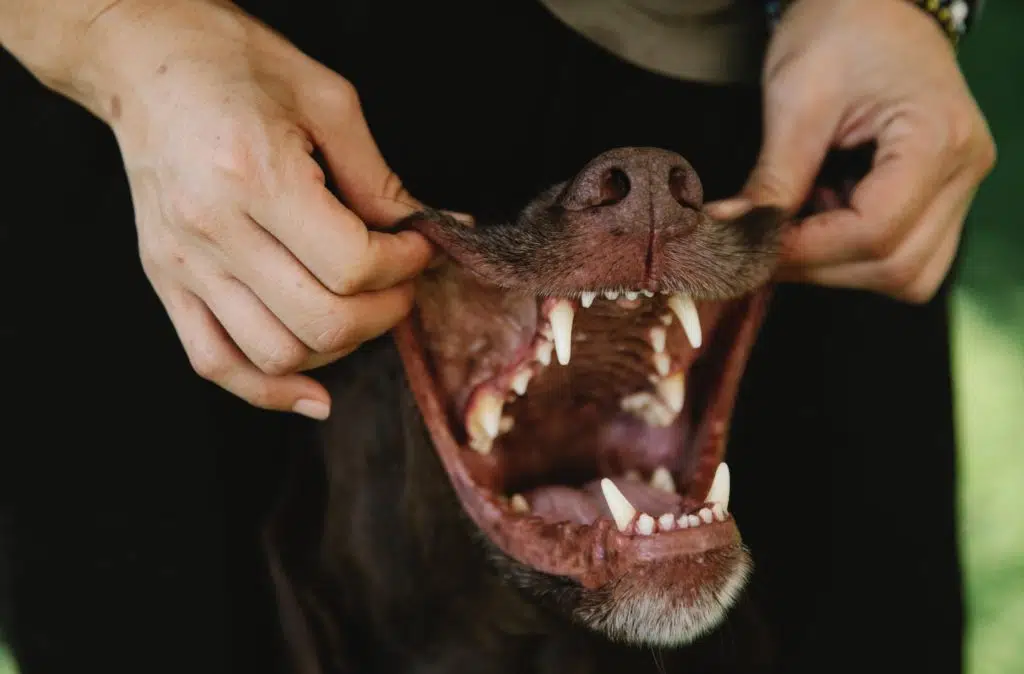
580 291 597 308
649 466 676 493
604 290 619 300
510 368 533 396
668 293 702 349
549 300 574 366
656 372 685 412
649 326 667 354
469 389 504 444
706 462 731 510
600 478 637 532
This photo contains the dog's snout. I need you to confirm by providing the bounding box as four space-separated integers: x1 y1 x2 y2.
559 148 703 215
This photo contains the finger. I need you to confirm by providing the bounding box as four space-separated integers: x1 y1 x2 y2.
739 70 843 211
208 213 419 353
152 279 331 419
248 151 434 296
299 78 421 227
780 134 951 269
902 210 965 303
778 177 972 302
191 269 312 376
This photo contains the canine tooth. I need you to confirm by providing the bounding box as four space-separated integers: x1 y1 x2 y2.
604 290 619 300
653 352 672 377
687 514 701 527
600 478 637 532
677 515 690 528
641 290 654 298
580 291 597 308
706 462 731 511
649 466 676 493
549 300 574 366
636 513 655 535
499 416 515 433
658 513 676 531
712 503 727 521
699 507 714 524
469 389 504 442
511 494 530 513
624 290 638 301
510 368 533 396
668 293 702 349
535 340 554 366
656 372 685 412
649 326 667 354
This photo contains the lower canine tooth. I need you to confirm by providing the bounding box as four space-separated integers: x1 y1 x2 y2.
549 300 575 366
511 494 530 513
656 372 685 412
706 462 731 510
636 513 655 535
649 466 676 493
600 478 637 532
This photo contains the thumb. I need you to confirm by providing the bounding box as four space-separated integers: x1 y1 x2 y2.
302 79 423 228
739 82 843 214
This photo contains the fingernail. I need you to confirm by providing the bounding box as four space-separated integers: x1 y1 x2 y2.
442 210 475 227
705 198 752 220
293 399 330 420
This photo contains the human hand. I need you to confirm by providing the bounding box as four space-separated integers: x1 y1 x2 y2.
86 0 434 419
708 0 996 303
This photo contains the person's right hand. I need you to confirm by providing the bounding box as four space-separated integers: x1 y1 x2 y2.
85 0 434 419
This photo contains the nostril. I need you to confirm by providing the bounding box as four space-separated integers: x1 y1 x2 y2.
597 168 631 207
669 166 703 209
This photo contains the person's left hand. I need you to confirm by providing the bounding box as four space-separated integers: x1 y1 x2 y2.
707 0 996 303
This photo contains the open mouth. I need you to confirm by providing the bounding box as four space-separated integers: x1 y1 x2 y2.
392 147 786 644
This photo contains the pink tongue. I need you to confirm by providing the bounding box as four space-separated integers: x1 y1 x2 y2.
525 476 683 525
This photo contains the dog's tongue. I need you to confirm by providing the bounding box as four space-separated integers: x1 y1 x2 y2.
525 476 683 526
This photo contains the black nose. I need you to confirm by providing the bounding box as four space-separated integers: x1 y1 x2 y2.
558 147 704 214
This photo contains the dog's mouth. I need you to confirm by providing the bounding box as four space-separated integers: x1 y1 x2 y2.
392 147 787 644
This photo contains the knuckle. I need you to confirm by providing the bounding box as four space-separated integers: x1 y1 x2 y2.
322 77 361 119
873 257 919 296
188 344 230 383
309 315 356 354
859 224 903 261
209 123 267 192
254 341 308 376
243 381 278 410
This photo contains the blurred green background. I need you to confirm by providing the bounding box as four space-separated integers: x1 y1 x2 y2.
1 2 1021 673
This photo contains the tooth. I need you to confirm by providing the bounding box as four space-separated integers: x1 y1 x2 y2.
600 478 637 532
535 340 553 366
706 462 731 510
668 293 702 349
469 436 493 455
656 372 685 412
549 300 574 366
620 391 676 427
469 389 504 443
604 290 619 300
677 515 690 529
624 290 638 301
659 313 674 327
658 513 676 531
687 514 701 527
510 368 533 396
499 416 515 433
653 352 671 376
580 291 596 308
649 466 676 493
624 469 642 482
636 513 655 535
511 494 530 513
699 507 714 524
641 290 654 298
712 503 727 521
649 326 667 354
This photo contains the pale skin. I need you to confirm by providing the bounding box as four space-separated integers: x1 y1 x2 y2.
0 0 996 419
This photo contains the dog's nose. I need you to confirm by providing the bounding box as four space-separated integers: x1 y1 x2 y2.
558 147 704 215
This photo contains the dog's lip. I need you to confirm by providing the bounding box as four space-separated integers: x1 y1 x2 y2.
393 287 773 588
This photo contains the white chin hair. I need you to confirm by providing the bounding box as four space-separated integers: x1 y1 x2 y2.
576 555 753 647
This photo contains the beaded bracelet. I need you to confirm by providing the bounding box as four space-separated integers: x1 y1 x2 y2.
763 0 980 48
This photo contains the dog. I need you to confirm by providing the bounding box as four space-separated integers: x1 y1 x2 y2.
263 146 797 673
